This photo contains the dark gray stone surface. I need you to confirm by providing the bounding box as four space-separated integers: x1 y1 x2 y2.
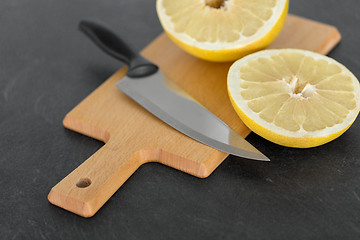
1 0 359 239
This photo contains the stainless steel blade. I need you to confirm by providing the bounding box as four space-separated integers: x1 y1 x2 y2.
116 71 270 161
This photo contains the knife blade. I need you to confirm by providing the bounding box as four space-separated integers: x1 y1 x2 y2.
79 20 270 161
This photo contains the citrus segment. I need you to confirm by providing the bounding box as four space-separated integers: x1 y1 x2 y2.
228 49 360 148
156 0 288 62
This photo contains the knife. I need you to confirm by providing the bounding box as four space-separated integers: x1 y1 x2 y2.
79 20 269 161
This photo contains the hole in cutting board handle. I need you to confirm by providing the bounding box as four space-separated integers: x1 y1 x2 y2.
76 178 92 188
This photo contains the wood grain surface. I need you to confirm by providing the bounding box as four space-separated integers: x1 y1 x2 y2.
48 14 341 217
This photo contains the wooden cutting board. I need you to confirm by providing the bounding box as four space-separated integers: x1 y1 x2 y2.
48 15 341 217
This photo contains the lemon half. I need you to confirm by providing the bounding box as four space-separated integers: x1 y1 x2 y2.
156 0 288 62
228 49 360 148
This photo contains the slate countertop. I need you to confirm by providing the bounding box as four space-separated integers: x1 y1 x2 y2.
1 0 360 239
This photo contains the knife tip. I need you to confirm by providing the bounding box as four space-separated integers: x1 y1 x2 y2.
255 153 271 162
234 152 271 161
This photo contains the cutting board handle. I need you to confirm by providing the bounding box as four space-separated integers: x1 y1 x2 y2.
48 139 144 217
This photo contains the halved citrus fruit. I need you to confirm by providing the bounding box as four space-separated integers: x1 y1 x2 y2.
227 49 360 148
156 0 288 62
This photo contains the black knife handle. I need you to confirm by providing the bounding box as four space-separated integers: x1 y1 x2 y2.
79 20 158 78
